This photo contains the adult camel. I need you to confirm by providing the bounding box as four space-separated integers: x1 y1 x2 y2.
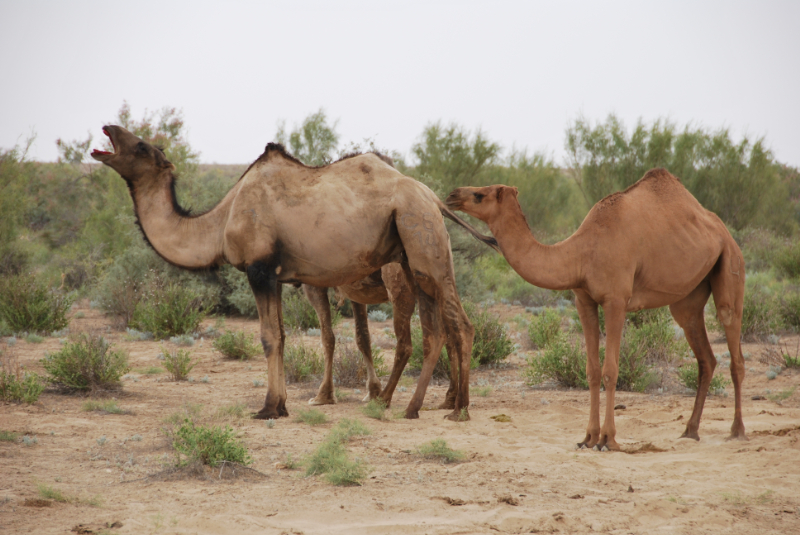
446 169 746 450
91 125 492 421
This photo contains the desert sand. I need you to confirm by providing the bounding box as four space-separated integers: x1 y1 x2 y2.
1 302 799 535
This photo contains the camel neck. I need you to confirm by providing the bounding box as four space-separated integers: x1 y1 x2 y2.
131 174 230 269
486 201 583 291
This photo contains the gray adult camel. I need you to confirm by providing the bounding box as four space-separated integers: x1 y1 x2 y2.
92 125 494 420
447 169 747 449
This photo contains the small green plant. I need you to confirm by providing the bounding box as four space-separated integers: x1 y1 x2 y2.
37 483 69 503
215 402 248 421
524 335 588 388
528 308 562 349
42 333 130 392
0 430 18 441
24 333 44 344
294 408 329 426
213 330 261 360
22 435 38 446
161 347 197 381
81 400 128 414
130 280 208 340
0 273 74 335
282 287 341 331
676 362 731 394
333 342 387 387
767 386 796 402
283 342 324 383
137 366 164 375
360 398 389 420
303 418 371 486
471 385 492 397
1 350 44 403
169 334 195 347
468 302 515 366
172 419 252 467
415 438 465 463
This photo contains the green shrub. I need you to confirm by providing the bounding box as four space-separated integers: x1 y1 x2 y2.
0 273 74 335
360 398 389 420
214 402 248 421
471 385 492 397
283 342 324 383
524 335 588 388
415 438 465 464
775 241 800 280
333 342 387 387
213 330 261 360
528 308 562 349
779 291 800 330
42 333 129 391
81 400 127 414
130 279 209 339
740 288 783 341
172 419 252 467
467 302 514 365
0 430 18 442
0 350 44 403
161 347 197 381
617 339 660 393
303 418 371 486
282 287 341 331
676 362 731 394
294 408 329 426
407 320 452 379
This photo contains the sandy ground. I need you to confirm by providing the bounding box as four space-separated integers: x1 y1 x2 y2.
1 302 799 535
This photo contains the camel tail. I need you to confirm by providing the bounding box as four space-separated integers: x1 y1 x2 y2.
437 202 500 253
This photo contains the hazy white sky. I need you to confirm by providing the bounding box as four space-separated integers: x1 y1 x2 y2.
1 0 798 167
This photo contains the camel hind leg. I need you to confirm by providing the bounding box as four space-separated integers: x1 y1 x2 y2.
304 285 337 406
710 244 747 440
352 302 383 401
669 281 715 440
378 265 417 408
404 288 446 419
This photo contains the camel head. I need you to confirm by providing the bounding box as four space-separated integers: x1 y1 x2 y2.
445 185 519 224
90 125 175 183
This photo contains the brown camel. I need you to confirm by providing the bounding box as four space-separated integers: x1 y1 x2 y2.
304 263 460 410
446 168 746 449
91 125 493 421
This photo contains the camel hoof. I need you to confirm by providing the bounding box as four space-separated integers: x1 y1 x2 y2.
601 445 609 452
576 443 586 450
437 401 456 410
725 433 749 442
253 409 284 420
404 410 420 420
679 431 700 441
592 445 600 451
308 397 335 406
444 409 470 422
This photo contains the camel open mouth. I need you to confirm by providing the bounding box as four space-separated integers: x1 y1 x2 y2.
90 126 116 159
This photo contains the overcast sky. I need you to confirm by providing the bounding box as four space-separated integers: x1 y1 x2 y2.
1 0 798 167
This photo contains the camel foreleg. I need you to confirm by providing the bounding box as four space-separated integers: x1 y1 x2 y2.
304 286 337 406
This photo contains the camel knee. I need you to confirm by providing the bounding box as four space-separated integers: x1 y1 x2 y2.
717 306 734 326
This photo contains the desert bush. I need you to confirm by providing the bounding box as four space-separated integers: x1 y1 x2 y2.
467 302 514 366
333 342 388 388
0 273 74 335
282 287 322 331
740 287 783 341
213 330 261 360
81 400 127 414
130 278 209 339
367 309 389 323
407 320 451 379
303 418 370 486
42 333 129 391
0 430 18 442
360 398 390 421
0 349 44 403
524 335 588 388
779 291 800 330
172 419 252 467
774 241 800 280
617 336 661 393
676 362 731 394
415 438 465 464
283 342 324 383
294 408 329 426
528 308 563 349
161 347 197 381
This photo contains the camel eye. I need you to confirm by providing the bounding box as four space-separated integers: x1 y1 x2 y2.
135 142 148 156
473 193 485 203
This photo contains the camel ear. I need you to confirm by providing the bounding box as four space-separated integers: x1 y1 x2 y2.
155 150 175 170
496 186 517 203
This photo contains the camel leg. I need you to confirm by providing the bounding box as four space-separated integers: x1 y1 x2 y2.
404 289 446 419
304 286 337 406
575 291 602 449
352 303 382 401
378 273 416 408
670 281 715 441
597 299 626 451
710 247 747 441
441 295 474 421
247 264 288 419
438 339 459 410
